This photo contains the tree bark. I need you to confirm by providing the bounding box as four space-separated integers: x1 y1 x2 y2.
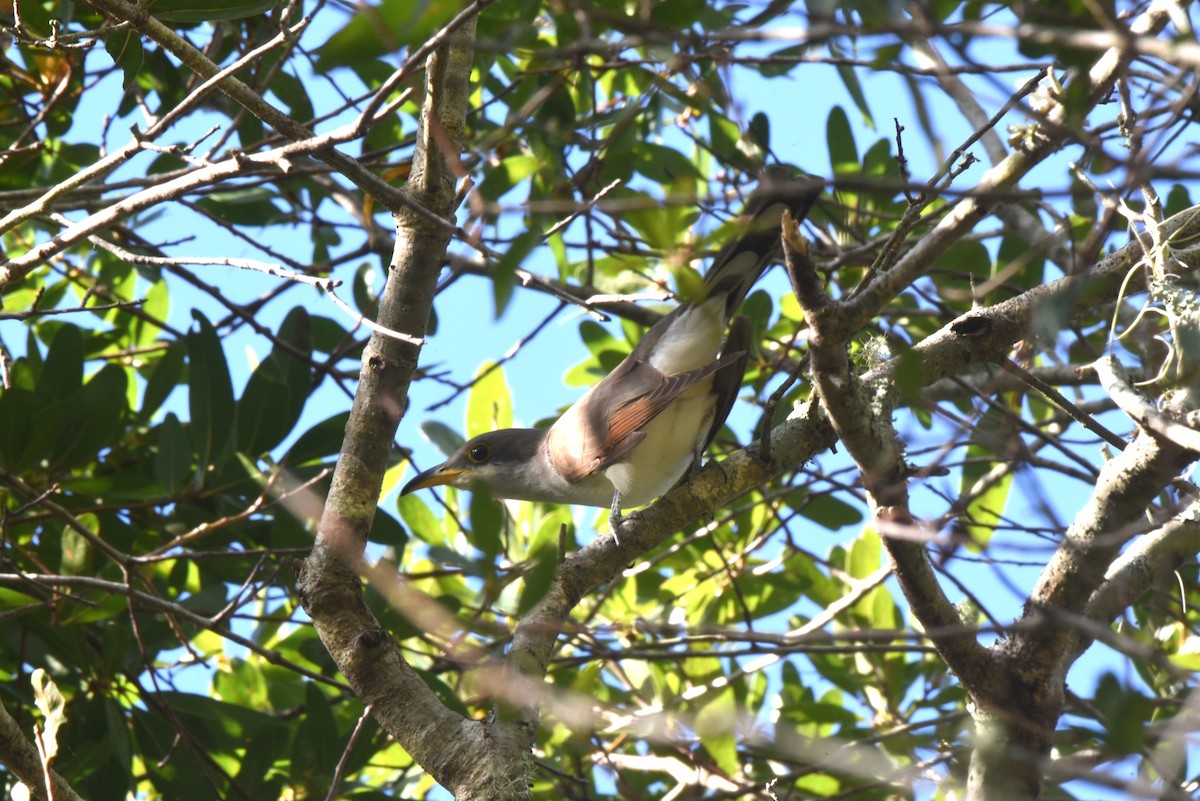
296 17 532 800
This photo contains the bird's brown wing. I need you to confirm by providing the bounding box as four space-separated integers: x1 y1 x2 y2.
546 353 740 482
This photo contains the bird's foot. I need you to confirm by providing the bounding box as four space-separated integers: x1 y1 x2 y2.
609 493 625 545
609 508 642 546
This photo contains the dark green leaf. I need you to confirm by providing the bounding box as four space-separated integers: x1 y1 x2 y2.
747 111 771 155
468 483 504 562
50 364 129 472
795 493 864 531
635 142 702 185
1165 184 1192 218
147 0 280 23
709 113 756 172
269 70 314 122
835 59 874 129
282 411 349 467
237 307 313 456
419 420 465 457
516 543 557 616
826 106 859 176
104 29 144 89
316 0 467 70
0 386 39 471
758 43 810 78
197 187 284 226
36 324 83 407
140 341 185 421
649 0 704 26
187 313 236 481
371 509 408 551
154 413 192 496
494 229 539 317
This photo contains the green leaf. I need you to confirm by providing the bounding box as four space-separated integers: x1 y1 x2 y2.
154 413 193 496
1167 636 1200 671
140 341 185 421
634 143 701 185
282 412 349 468
37 324 84 407
147 0 280 23
758 43 810 78
419 420 464 458
709 113 756 172
0 386 38 471
960 444 1014 549
196 187 284 226
621 190 683 254
398 493 444 545
468 483 504 563
516 543 557 616
747 111 771 155
237 307 313 456
136 274 170 348
1165 184 1192 218
466 361 512 439
315 0 468 71
371 509 408 551
958 400 1019 548
104 29 144 90
649 0 704 26
14 0 54 36
475 154 539 201
493 229 539 317
50 364 129 472
187 314 236 481
846 530 882 579
997 233 1045 297
60 513 97 577
826 106 859 176
31 669 66 760
693 687 739 776
269 70 314 123
292 682 337 798
795 493 864 531
213 658 270 709
835 59 874 129
413 667 470 716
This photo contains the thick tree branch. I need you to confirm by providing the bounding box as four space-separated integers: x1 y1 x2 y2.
781 211 995 692
296 18 515 801
0 696 84 801
1074 497 1200 663
1092 355 1200 452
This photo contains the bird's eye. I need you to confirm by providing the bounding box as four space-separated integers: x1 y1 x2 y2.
467 444 491 464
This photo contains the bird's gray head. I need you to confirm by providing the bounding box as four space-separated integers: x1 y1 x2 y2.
400 428 551 500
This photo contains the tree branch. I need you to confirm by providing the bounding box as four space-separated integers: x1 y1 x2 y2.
81 0 410 211
0 696 84 801
294 16 529 801
844 3 1173 329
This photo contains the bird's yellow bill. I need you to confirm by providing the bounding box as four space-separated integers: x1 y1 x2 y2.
401 464 465 494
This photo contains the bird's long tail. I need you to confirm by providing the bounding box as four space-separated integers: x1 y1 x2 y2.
704 167 823 316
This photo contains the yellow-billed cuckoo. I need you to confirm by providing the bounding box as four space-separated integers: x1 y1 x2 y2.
402 169 821 530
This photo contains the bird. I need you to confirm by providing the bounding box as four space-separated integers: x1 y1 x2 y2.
401 169 821 536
